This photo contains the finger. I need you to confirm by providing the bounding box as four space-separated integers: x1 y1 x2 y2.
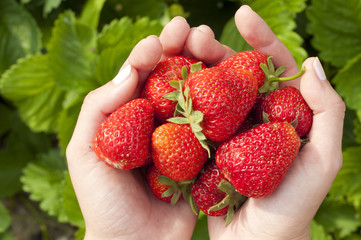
68 36 163 149
185 26 236 66
300 57 345 168
235 5 300 88
159 17 191 58
125 35 163 89
250 57 345 227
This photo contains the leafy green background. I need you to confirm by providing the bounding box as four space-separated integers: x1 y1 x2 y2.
1 0 361 239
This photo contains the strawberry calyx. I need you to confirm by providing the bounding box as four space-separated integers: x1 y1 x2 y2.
259 56 305 94
209 179 248 226
158 175 198 212
163 62 211 156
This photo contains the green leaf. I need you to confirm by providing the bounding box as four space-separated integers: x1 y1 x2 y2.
0 0 41 75
1 55 65 133
47 11 98 93
112 0 167 20
310 220 333 240
94 45 132 85
79 0 107 29
57 98 83 153
329 146 361 207
332 54 361 120
43 0 62 17
220 0 307 66
167 117 190 124
95 17 162 85
97 17 163 52
163 91 180 102
21 150 68 220
306 0 361 68
315 198 360 238
0 202 11 232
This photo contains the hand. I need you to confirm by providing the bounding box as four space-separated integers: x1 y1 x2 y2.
184 6 345 239
66 17 200 240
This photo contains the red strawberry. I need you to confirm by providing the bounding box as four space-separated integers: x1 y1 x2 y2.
191 161 228 216
144 56 206 123
93 98 154 170
260 86 313 137
151 123 208 181
216 50 268 88
216 122 301 198
146 165 173 203
185 67 258 142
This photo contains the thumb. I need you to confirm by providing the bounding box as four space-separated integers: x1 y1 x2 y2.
69 64 140 149
300 57 345 170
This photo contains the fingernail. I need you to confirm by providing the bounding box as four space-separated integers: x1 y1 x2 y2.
112 65 132 85
313 57 327 81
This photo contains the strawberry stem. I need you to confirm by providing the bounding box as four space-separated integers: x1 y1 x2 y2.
259 56 306 94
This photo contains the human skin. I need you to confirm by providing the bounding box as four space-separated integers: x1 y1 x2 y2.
66 5 345 240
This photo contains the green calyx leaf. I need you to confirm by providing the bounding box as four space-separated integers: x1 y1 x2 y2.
158 175 197 210
164 63 211 157
259 56 306 94
209 179 248 227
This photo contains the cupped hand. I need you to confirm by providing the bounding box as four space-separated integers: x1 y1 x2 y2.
186 5 345 240
66 17 199 240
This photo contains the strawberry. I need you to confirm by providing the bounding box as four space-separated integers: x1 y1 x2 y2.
146 165 174 203
216 122 301 198
184 67 258 142
260 86 313 137
191 161 228 216
191 161 247 225
216 50 268 88
151 122 208 181
93 98 154 170
144 56 206 123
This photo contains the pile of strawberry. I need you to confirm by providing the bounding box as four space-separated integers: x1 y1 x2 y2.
93 51 312 225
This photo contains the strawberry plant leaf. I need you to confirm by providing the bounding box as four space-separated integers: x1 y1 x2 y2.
163 91 180 102
220 0 307 66
79 0 107 29
0 202 11 233
332 54 361 120
95 17 162 85
329 147 361 210
314 198 360 239
47 11 98 93
21 150 67 220
310 220 333 240
306 0 361 68
0 0 41 76
1 55 65 133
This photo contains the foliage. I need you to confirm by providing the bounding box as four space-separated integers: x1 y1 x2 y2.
0 0 361 239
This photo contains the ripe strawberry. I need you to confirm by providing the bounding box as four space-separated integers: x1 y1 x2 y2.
144 56 206 123
185 67 258 142
191 161 228 216
146 165 174 203
151 123 208 181
216 50 268 88
260 86 313 137
216 122 301 198
93 98 154 170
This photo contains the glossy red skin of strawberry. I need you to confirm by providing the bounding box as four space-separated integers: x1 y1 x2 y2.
93 99 154 170
216 50 268 88
216 122 301 198
185 67 258 142
146 165 173 203
191 161 228 216
145 56 206 123
151 123 208 181
260 86 313 137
